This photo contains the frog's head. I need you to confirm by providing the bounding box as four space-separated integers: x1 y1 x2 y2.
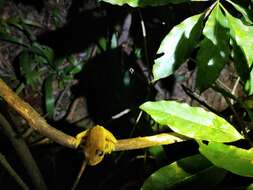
81 125 116 166
84 144 105 166
84 125 107 166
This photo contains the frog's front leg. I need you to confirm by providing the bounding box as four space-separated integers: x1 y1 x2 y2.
104 132 117 154
75 130 89 147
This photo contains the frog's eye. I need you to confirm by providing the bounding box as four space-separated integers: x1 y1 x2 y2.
96 149 104 157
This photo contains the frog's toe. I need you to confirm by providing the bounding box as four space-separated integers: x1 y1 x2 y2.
75 130 89 146
106 143 115 153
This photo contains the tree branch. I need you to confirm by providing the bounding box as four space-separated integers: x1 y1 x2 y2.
115 133 184 151
0 78 185 154
0 78 78 149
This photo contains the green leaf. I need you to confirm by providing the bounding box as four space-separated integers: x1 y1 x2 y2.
196 38 229 92
247 183 253 190
19 51 41 88
6 17 42 28
225 10 253 94
98 37 107 52
111 33 118 49
230 38 252 94
148 146 167 163
196 5 230 92
226 0 253 25
141 154 226 190
226 10 253 67
231 39 249 83
245 69 253 95
153 13 203 81
140 101 244 142
199 141 253 177
100 0 210 7
44 75 55 119
5 17 24 30
21 19 42 28
202 4 229 44
0 31 28 47
30 43 55 65
65 55 85 75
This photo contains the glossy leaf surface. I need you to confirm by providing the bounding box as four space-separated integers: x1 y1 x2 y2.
153 14 203 81
199 141 253 177
225 10 253 94
140 101 243 142
141 154 226 190
196 5 229 92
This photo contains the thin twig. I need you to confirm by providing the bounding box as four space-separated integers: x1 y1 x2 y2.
135 59 169 99
0 113 48 190
212 83 253 146
223 95 253 146
70 159 87 190
181 84 217 114
212 83 253 122
204 0 218 18
138 10 150 69
118 13 169 99
129 110 143 138
0 152 29 190
118 14 132 45
217 79 232 92
231 76 240 104
231 77 240 95
111 109 131 120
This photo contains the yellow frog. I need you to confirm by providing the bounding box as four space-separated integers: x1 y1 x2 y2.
76 125 117 166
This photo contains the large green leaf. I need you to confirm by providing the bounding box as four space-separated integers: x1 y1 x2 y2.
100 0 209 7
225 10 253 94
141 154 226 190
231 39 249 83
152 13 204 81
140 101 244 142
225 0 253 25
196 5 230 92
199 141 253 177
226 10 253 67
202 4 229 42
